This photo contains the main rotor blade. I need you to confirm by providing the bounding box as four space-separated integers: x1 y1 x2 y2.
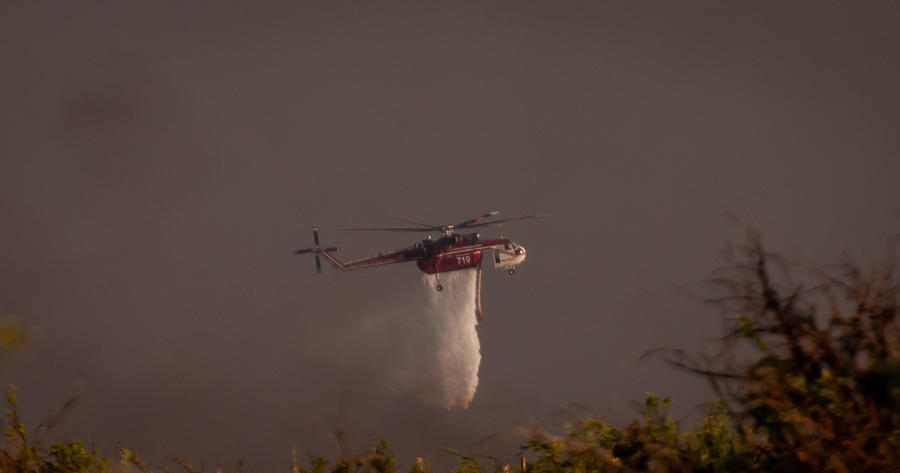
315 254 322 273
393 217 440 228
457 214 545 228
295 246 338 255
340 227 433 232
454 211 500 228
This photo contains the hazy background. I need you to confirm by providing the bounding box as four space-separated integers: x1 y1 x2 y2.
1 1 898 471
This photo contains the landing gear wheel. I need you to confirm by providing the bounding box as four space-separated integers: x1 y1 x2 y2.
508 268 517 276
436 284 444 292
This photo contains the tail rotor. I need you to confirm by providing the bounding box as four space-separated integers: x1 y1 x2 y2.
294 226 338 274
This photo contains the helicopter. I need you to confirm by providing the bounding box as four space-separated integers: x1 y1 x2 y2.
294 211 540 320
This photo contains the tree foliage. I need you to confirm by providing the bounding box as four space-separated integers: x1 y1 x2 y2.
712 234 900 472
0 386 108 473
521 394 756 473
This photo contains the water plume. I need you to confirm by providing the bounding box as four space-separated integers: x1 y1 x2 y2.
391 269 481 409
323 269 482 409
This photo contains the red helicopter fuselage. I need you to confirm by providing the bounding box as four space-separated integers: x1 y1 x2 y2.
316 232 512 275
296 213 538 320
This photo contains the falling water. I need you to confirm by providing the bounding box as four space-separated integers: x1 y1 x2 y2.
316 269 482 409
422 269 481 408
381 269 481 408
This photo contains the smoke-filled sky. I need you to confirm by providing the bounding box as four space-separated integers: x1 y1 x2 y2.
1 1 899 471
